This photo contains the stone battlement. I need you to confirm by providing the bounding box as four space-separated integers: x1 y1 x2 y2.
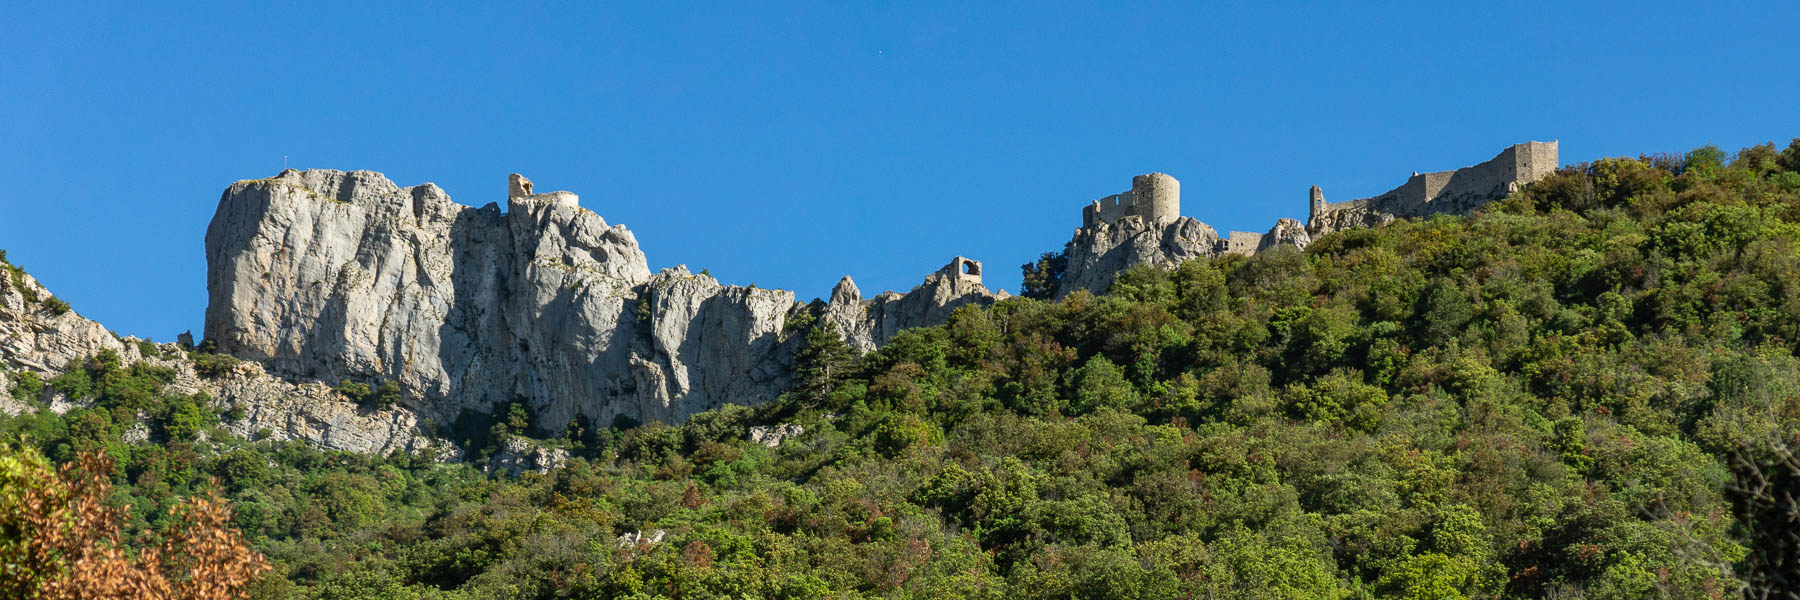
1083 173 1180 228
1308 141 1558 233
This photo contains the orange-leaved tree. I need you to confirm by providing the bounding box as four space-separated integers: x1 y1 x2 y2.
0 444 271 599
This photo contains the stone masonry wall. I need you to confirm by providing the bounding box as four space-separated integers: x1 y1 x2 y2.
1308 141 1559 234
1083 173 1180 228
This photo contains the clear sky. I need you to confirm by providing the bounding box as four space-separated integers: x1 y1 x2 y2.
3 2 1797 341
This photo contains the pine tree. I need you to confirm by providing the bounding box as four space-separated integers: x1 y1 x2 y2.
791 320 855 406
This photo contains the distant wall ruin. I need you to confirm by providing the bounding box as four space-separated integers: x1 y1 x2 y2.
1222 231 1263 256
1308 141 1558 234
1054 141 1558 298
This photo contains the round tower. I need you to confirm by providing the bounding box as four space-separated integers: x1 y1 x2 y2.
1131 173 1180 224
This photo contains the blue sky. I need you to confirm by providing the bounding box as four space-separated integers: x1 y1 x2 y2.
3 2 1797 341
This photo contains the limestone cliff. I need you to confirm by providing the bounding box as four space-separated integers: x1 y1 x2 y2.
203 169 997 432
4 141 1557 459
206 169 781 430
0 255 449 455
0 262 122 377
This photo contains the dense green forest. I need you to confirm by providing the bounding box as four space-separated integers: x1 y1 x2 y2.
8 139 1800 598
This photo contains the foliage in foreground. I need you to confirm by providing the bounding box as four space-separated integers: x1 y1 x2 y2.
0 445 270 598
5 139 1800 598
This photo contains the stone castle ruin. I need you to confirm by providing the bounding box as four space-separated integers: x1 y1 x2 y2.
1308 141 1559 233
943 256 983 285
1072 140 1558 245
1083 173 1180 228
1050 141 1559 298
508 173 534 197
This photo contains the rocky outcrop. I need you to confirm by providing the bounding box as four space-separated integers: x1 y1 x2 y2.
628 266 797 424
749 423 806 448
1055 216 1226 298
0 262 126 374
203 169 801 431
0 257 452 456
1044 173 1321 299
821 257 1001 352
167 358 454 458
486 437 571 475
203 169 1000 433
1046 214 1313 299
1260 218 1312 252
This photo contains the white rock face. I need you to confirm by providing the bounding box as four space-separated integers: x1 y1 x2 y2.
0 260 453 456
1260 218 1313 252
204 169 804 431
749 423 805 448
0 265 127 374
203 170 1002 434
168 358 455 458
1056 216 1226 298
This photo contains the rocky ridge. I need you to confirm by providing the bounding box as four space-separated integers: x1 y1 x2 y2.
0 255 450 456
203 169 999 435
820 257 1004 353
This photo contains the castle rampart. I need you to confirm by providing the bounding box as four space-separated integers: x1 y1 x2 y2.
1071 143 1555 238
1307 141 1558 233
1222 231 1263 256
1083 173 1180 228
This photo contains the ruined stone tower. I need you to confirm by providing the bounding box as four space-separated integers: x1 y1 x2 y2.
941 256 983 286
1308 185 1325 224
1083 173 1180 228
508 173 534 198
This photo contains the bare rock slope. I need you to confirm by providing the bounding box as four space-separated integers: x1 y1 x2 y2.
1 253 447 455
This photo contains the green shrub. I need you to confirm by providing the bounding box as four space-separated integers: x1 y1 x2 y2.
374 380 402 410
190 352 240 379
8 371 43 405
336 379 372 404
6 265 36 303
48 367 93 400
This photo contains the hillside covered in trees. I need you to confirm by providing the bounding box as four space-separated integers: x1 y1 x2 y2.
7 139 1800 598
